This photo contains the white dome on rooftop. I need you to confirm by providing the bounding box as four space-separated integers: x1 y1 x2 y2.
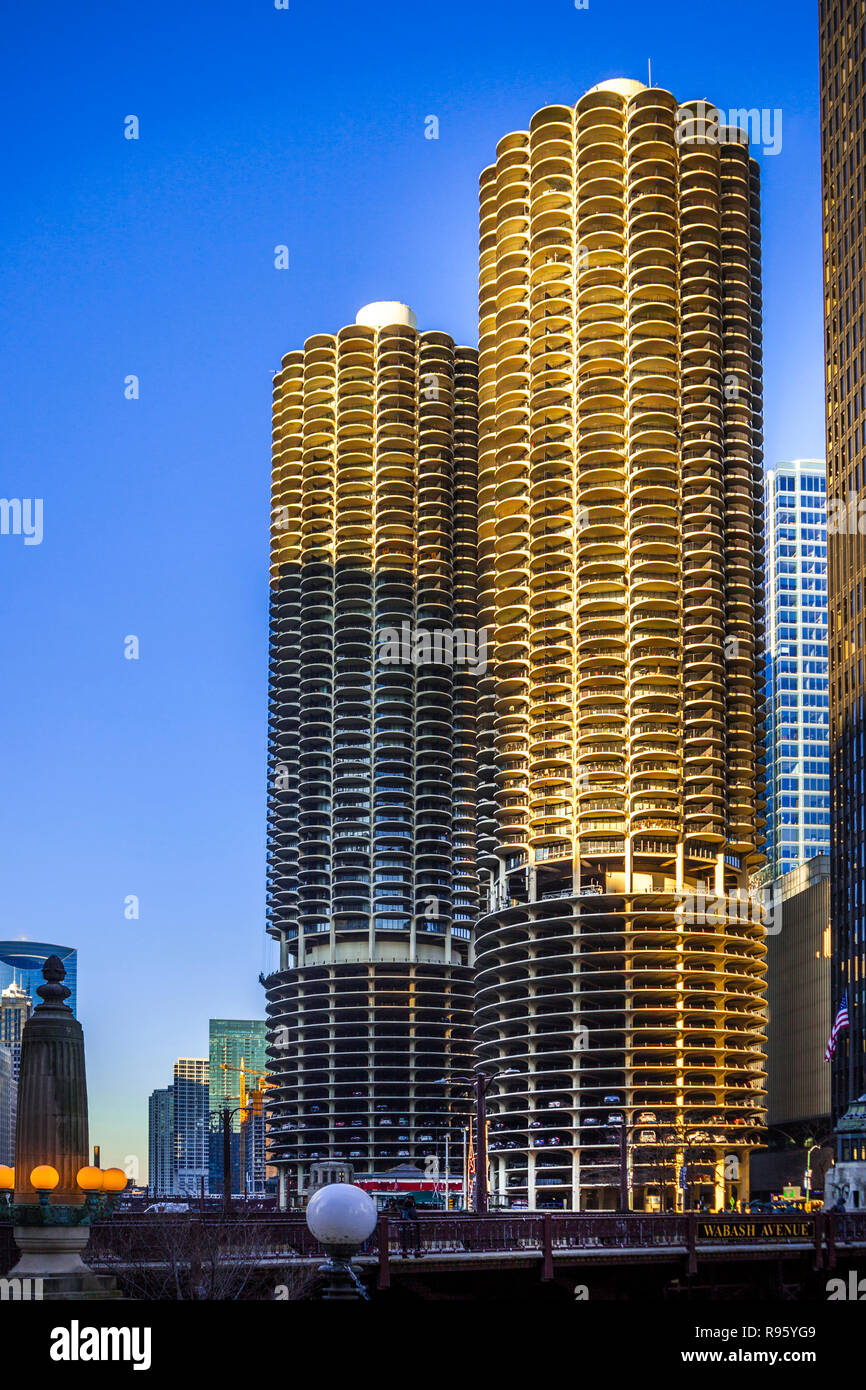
355 302 417 330
586 78 647 99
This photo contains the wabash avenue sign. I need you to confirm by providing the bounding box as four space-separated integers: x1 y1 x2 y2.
697 1219 812 1241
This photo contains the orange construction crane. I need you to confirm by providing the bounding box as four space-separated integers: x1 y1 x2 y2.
219 1060 268 1114
219 1061 272 1196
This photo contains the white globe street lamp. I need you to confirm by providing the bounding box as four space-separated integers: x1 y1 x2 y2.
306 1183 377 1299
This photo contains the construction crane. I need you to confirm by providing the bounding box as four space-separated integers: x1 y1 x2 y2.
219 1060 271 1200
219 1060 268 1113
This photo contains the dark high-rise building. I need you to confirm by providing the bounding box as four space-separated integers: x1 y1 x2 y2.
0 1047 16 1168
147 1086 173 1198
820 0 866 1115
264 303 479 1203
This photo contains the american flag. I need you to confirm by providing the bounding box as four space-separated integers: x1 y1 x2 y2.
825 990 850 1061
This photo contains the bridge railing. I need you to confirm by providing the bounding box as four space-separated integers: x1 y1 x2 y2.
5 1208 863 1280
85 1208 866 1256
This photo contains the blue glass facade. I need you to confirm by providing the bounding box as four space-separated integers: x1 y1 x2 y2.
0 941 77 1017
763 461 830 879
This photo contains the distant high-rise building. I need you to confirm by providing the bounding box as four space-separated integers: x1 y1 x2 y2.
0 942 77 1017
0 1046 16 1167
147 1086 173 1197
240 1098 269 1197
0 980 32 1081
474 80 767 1210
208 1019 267 1195
762 461 830 879
264 302 478 1203
820 0 866 1115
172 1058 209 1196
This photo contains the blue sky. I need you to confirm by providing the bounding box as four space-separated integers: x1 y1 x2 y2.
0 0 824 1175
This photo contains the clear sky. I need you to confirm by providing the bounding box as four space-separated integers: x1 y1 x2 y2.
0 0 825 1177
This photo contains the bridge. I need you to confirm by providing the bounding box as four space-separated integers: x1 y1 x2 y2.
83 1210 866 1299
5 1211 864 1298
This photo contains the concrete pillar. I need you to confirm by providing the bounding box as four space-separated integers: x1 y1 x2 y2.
713 1155 726 1213
13 956 88 1208
737 1149 750 1207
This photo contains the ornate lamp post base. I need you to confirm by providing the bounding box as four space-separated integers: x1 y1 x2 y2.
11 1221 91 1277
8 1224 121 1299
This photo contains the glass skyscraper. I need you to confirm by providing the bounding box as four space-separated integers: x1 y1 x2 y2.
763 460 830 880
208 1019 267 1195
0 941 77 1018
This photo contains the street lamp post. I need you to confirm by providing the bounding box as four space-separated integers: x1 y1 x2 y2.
618 1125 630 1213
436 1070 518 1214
219 1104 249 1213
476 1075 489 1215
804 1132 834 1204
305 1182 377 1300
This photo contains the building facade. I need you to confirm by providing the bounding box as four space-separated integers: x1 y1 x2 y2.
820 0 866 1119
264 302 478 1202
172 1058 209 1196
765 855 832 1132
0 980 32 1081
762 461 830 880
0 981 30 1166
0 942 77 1018
474 80 767 1209
147 1086 173 1197
0 1046 16 1167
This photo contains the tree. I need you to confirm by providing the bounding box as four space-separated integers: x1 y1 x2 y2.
90 1213 318 1300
